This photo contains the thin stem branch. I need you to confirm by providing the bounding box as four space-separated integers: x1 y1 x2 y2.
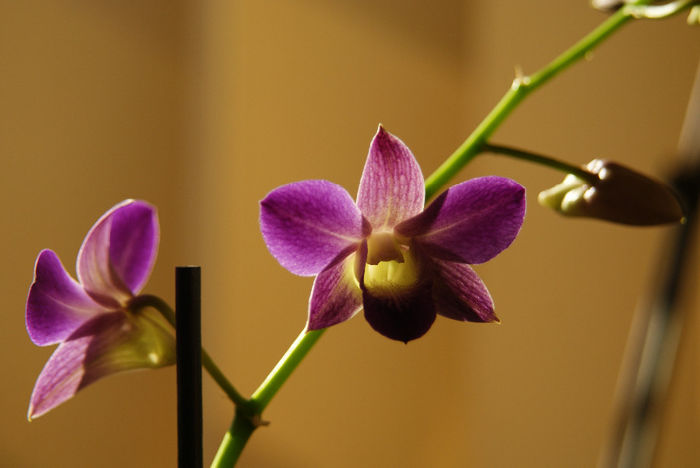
249 328 325 411
129 294 247 408
424 2 650 200
482 143 598 183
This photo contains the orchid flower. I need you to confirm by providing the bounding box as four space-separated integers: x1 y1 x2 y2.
260 126 526 342
26 199 175 419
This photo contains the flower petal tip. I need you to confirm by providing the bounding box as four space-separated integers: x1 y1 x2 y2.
358 126 425 229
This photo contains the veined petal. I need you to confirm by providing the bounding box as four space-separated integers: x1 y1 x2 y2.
307 253 363 330
362 280 435 343
357 126 425 230
260 180 369 276
28 329 93 419
396 177 525 264
28 309 175 419
107 200 159 295
26 250 107 346
432 260 497 323
77 200 147 307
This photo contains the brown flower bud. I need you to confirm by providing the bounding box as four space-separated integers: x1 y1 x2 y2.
538 159 684 225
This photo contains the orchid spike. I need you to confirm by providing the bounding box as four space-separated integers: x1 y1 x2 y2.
260 126 526 342
26 200 175 419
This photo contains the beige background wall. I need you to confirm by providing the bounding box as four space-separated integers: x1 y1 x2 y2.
1 1 698 467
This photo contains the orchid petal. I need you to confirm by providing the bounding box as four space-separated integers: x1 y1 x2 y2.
357 126 425 230
396 177 525 264
260 180 369 276
362 281 435 343
77 200 153 307
26 250 107 346
307 253 363 330
432 260 497 323
107 200 159 295
28 310 175 419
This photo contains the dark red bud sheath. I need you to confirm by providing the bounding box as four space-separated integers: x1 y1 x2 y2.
538 159 684 226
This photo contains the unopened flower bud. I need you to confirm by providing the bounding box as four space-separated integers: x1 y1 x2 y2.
538 159 684 225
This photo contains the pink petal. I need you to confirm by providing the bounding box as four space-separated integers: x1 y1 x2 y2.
356 126 425 230
307 252 363 330
26 250 107 346
77 200 158 306
432 260 497 323
28 310 175 419
260 180 370 276
396 177 525 264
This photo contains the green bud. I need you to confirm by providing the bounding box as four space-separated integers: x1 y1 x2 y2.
538 159 684 225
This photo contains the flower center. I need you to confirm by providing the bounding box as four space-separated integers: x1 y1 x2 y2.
364 232 421 297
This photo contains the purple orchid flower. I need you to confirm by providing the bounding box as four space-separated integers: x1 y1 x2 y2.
260 126 526 343
26 199 175 419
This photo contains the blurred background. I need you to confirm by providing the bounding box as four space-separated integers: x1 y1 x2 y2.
1 1 699 467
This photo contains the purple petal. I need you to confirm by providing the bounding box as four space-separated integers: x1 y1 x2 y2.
356 126 425 230
107 200 159 295
26 250 107 346
28 329 93 419
260 180 370 276
396 177 525 264
362 280 435 343
77 200 158 306
307 253 363 330
28 310 175 419
432 259 497 323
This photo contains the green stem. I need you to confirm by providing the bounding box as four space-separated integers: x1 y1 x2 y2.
482 143 598 183
129 294 247 408
211 328 325 467
424 3 648 200
210 408 256 468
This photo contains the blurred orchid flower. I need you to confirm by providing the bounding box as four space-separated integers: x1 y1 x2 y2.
26 200 175 419
260 126 526 342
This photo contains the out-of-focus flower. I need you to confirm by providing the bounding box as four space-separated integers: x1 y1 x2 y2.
592 0 700 23
538 159 683 225
26 200 174 419
260 126 526 342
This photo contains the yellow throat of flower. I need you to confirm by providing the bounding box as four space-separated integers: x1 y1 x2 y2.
363 231 422 297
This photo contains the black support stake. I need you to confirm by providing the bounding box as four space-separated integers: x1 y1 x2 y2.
176 266 203 468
